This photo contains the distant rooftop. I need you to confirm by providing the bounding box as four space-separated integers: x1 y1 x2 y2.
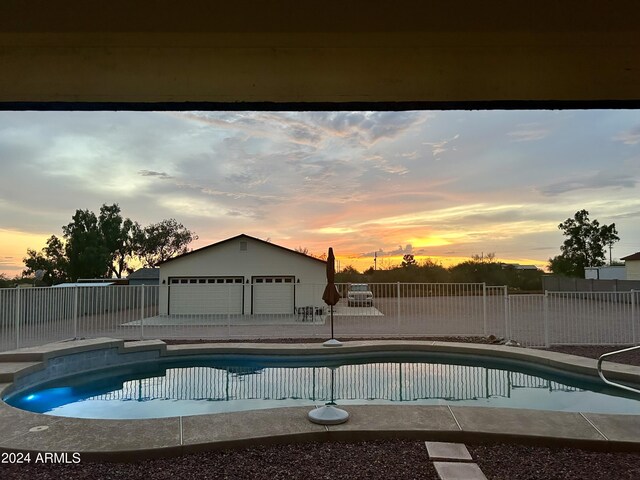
501 263 539 270
127 268 160 280
621 252 640 261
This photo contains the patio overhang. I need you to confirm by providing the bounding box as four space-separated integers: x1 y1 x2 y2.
1 1 639 108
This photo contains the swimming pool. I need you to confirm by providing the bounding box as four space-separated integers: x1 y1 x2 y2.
5 350 640 419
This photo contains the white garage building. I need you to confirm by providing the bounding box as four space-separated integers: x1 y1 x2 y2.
158 234 327 316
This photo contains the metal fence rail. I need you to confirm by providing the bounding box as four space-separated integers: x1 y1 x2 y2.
546 291 638 345
0 284 638 352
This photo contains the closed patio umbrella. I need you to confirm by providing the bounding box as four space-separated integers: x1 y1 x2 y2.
322 247 342 347
308 246 349 425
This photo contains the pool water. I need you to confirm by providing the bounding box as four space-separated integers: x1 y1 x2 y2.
5 352 640 419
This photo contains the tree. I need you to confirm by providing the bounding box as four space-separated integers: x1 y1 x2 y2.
471 252 496 263
62 209 111 280
23 205 198 281
23 235 69 284
294 246 327 260
401 253 417 267
548 209 619 277
0 274 34 288
137 219 198 267
98 204 141 278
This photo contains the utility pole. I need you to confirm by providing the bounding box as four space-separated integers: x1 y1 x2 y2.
609 243 613 265
374 251 377 270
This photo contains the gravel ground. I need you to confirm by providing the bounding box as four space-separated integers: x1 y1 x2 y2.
3 339 640 480
545 344 640 366
4 439 640 480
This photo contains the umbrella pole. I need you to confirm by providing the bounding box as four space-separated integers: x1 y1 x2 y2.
324 305 342 347
330 305 334 339
308 365 349 425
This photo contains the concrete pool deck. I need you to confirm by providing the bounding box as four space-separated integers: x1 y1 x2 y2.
1 338 640 461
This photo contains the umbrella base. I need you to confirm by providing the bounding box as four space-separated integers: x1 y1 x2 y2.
323 338 343 347
308 405 350 425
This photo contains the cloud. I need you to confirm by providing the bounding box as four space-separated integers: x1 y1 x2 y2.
311 111 427 146
2 110 640 276
423 134 459 158
613 126 640 145
507 123 549 142
399 151 418 160
138 170 173 179
178 111 426 148
225 209 263 219
611 210 640 220
361 244 415 258
312 227 357 235
364 154 409 175
538 172 636 196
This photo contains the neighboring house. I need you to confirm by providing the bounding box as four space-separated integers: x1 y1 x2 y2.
158 234 327 315
127 268 160 286
621 252 640 280
501 263 539 271
584 266 627 280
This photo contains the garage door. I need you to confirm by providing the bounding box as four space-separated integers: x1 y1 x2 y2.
169 277 243 314
252 277 294 314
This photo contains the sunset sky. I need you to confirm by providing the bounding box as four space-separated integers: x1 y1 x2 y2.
1 110 639 277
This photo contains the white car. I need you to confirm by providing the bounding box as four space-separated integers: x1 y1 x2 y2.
347 283 374 307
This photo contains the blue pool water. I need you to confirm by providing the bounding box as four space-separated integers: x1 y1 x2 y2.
5 352 640 419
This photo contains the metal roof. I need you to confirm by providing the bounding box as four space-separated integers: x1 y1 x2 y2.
127 268 160 279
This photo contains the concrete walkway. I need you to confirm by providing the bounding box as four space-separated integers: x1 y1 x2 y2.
1 339 639 461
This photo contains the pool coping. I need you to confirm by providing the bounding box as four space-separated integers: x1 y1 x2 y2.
1 338 640 461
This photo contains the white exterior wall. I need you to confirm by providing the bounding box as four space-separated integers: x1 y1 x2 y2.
584 268 598 279
159 236 326 314
584 266 627 280
627 260 640 280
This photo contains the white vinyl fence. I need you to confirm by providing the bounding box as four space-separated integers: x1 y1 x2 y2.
0 284 638 352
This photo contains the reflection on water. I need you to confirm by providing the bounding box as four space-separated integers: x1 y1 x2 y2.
89 363 578 402
8 357 640 419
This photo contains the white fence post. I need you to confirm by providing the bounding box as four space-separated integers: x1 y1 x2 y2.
544 290 550 348
503 285 510 339
632 290 636 345
15 287 21 349
396 282 401 327
140 285 145 340
482 283 487 336
73 286 79 339
227 284 231 339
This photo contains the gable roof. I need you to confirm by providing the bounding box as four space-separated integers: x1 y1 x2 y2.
621 252 640 261
157 233 327 266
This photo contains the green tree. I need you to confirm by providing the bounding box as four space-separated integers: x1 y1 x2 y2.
449 260 505 285
23 205 198 281
137 219 198 267
23 235 69 284
98 204 141 278
336 265 364 283
401 253 417 268
548 209 619 277
0 274 35 288
62 209 111 280
471 252 496 263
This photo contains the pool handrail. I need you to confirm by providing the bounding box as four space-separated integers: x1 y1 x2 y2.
597 345 640 394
